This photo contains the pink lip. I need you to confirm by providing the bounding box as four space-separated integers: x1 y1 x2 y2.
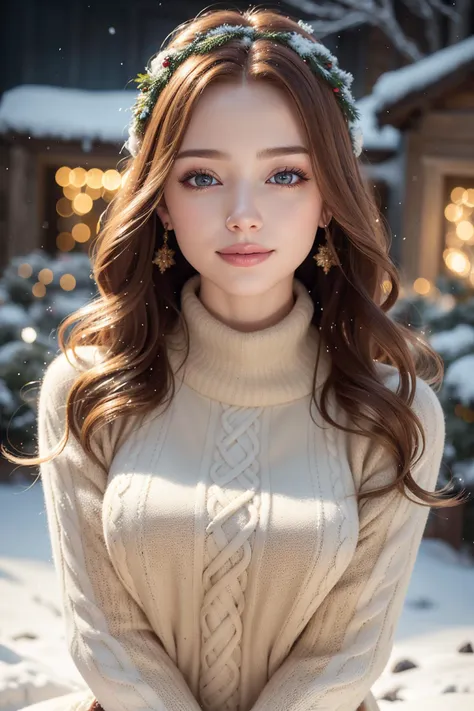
218 252 273 267
218 243 272 254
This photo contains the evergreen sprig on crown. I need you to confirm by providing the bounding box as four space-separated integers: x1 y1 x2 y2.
125 20 363 158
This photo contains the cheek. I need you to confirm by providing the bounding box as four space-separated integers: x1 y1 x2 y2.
165 191 216 265
166 183 215 231
270 191 322 241
266 183 322 217
280 191 323 259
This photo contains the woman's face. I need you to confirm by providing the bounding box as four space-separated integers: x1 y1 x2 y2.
157 78 327 302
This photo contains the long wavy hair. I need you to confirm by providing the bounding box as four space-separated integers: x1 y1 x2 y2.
2 6 466 509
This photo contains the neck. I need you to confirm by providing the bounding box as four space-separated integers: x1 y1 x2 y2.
166 274 330 407
197 277 296 333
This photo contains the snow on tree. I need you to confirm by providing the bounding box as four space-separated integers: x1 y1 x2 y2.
0 250 96 465
389 273 474 546
284 0 471 62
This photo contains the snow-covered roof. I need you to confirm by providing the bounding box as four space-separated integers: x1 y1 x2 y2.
0 83 399 155
372 35 474 125
356 93 400 152
0 84 137 145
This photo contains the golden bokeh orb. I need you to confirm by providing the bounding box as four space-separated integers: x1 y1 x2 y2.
462 189 474 207
17 263 33 278
444 203 463 222
55 166 72 187
63 184 81 200
56 197 74 217
102 169 122 191
38 268 54 285
456 221 474 242
32 282 47 298
443 248 471 277
56 232 75 251
72 223 91 243
86 168 104 189
413 277 431 295
85 185 102 200
60 274 76 291
73 193 93 215
450 187 465 204
70 167 87 188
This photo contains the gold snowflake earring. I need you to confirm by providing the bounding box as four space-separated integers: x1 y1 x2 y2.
314 222 338 275
152 223 176 273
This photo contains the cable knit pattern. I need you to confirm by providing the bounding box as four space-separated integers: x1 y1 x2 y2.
34 274 446 711
200 405 263 711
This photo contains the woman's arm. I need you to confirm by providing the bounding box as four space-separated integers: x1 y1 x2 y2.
38 349 203 711
248 375 446 711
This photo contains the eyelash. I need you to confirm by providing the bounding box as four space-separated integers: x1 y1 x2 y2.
178 166 310 191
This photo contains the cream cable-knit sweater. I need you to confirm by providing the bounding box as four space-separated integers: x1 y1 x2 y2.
37 274 446 711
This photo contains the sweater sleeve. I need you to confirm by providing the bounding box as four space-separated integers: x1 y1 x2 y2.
248 373 446 711
38 349 203 711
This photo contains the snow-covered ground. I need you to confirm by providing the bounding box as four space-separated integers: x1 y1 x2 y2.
1 481 473 711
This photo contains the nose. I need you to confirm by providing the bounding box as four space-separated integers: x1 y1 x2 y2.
225 188 263 233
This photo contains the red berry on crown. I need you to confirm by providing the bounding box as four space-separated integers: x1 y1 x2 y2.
162 58 170 68
333 87 340 93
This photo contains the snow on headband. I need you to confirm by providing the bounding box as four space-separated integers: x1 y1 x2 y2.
124 20 363 158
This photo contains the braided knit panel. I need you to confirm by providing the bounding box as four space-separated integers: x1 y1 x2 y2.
199 405 263 711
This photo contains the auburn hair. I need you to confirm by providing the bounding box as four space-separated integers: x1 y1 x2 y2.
2 6 466 509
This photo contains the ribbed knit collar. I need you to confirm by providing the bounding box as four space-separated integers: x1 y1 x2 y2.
166 274 330 407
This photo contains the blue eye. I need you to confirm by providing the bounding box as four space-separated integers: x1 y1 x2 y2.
179 166 310 190
184 172 218 189
269 169 309 186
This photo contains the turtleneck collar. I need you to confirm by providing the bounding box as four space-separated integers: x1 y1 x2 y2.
166 274 330 407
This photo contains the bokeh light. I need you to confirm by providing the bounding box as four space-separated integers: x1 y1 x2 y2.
56 232 75 251
21 327 37 343
456 221 474 242
18 263 33 278
55 166 72 187
102 169 122 191
38 268 54 284
70 167 87 188
463 189 474 207
450 187 465 204
413 277 431 295
72 223 91 243
56 197 74 217
63 184 81 200
444 203 463 222
73 193 93 215
60 274 76 291
32 282 47 298
443 247 471 277
86 168 104 189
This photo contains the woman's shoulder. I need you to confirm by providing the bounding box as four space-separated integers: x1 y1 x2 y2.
40 345 105 401
371 361 446 484
345 361 446 491
374 360 445 427
42 346 102 390
38 345 140 468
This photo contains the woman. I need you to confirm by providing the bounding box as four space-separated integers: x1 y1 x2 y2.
3 6 465 711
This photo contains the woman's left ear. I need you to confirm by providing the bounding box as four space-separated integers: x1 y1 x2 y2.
156 204 172 230
319 212 332 229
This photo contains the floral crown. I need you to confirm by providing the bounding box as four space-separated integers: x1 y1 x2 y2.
124 20 363 158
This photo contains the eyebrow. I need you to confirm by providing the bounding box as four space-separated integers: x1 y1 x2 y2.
175 146 310 160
